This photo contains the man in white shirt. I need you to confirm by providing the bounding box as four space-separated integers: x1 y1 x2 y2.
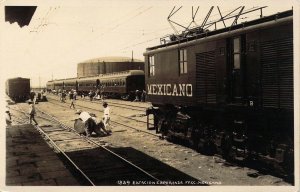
28 100 38 125
76 109 109 136
102 102 111 132
5 108 12 126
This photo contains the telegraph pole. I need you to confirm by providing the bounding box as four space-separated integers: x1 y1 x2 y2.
39 76 41 90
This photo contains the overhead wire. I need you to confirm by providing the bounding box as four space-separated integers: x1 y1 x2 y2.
47 6 153 66
115 6 265 54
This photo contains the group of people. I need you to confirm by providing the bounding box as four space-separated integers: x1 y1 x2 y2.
9 100 110 138
58 89 67 103
6 99 39 126
88 89 104 101
30 89 47 103
133 90 146 102
75 101 111 137
6 88 110 137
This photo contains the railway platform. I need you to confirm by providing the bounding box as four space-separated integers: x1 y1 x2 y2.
6 124 79 186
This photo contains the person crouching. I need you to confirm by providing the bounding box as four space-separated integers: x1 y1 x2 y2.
75 109 109 137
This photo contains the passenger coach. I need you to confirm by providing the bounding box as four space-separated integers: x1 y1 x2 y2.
46 70 145 100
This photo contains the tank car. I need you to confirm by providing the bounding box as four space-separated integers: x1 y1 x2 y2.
6 77 30 102
144 10 294 175
77 56 144 77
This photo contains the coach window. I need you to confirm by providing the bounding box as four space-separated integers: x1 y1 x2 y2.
149 55 155 76
179 49 188 74
233 37 240 69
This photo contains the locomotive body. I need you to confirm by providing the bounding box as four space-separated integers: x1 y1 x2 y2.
46 70 145 100
6 77 30 102
144 10 293 174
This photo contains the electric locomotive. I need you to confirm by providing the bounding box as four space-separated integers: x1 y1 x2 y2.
144 9 294 175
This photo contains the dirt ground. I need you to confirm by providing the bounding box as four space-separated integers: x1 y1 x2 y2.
27 95 292 186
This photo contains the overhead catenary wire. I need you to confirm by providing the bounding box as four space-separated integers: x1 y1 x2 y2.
46 6 153 66
115 6 268 53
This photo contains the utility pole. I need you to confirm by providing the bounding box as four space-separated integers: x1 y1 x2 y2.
39 76 41 90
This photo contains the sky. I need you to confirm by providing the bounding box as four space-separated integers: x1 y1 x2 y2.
0 0 297 88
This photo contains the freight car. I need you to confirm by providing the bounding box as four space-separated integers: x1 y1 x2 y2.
144 9 294 175
5 77 30 102
46 70 145 100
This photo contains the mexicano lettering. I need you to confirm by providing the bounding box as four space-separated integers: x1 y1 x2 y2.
147 84 192 97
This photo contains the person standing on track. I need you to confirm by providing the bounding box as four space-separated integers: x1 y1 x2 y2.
102 102 111 133
73 90 77 100
69 90 75 109
5 108 12 126
28 100 38 125
62 90 66 103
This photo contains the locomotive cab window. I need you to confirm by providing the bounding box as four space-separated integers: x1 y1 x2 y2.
233 37 240 69
179 49 187 74
149 55 155 76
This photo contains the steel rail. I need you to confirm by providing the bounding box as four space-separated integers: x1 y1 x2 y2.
111 121 160 139
48 94 148 111
89 99 148 111
47 97 154 126
9 106 96 186
36 124 96 186
46 99 157 138
35 106 164 183
9 106 59 125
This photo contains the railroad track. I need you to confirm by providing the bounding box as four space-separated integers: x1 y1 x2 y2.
90 99 149 112
46 96 159 139
8 104 203 186
40 99 295 184
48 96 152 124
48 94 149 112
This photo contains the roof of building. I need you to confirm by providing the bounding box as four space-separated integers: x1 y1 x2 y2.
80 56 144 63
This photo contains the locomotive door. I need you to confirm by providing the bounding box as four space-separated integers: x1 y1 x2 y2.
228 35 245 104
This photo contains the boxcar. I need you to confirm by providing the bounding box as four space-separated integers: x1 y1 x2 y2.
144 10 293 175
6 77 30 102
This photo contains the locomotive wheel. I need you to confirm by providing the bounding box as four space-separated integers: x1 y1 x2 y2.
165 130 174 142
197 140 216 155
189 137 199 150
189 129 199 150
221 135 236 161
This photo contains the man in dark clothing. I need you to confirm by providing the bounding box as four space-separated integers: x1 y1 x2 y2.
69 90 75 109
30 90 36 102
141 90 146 102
